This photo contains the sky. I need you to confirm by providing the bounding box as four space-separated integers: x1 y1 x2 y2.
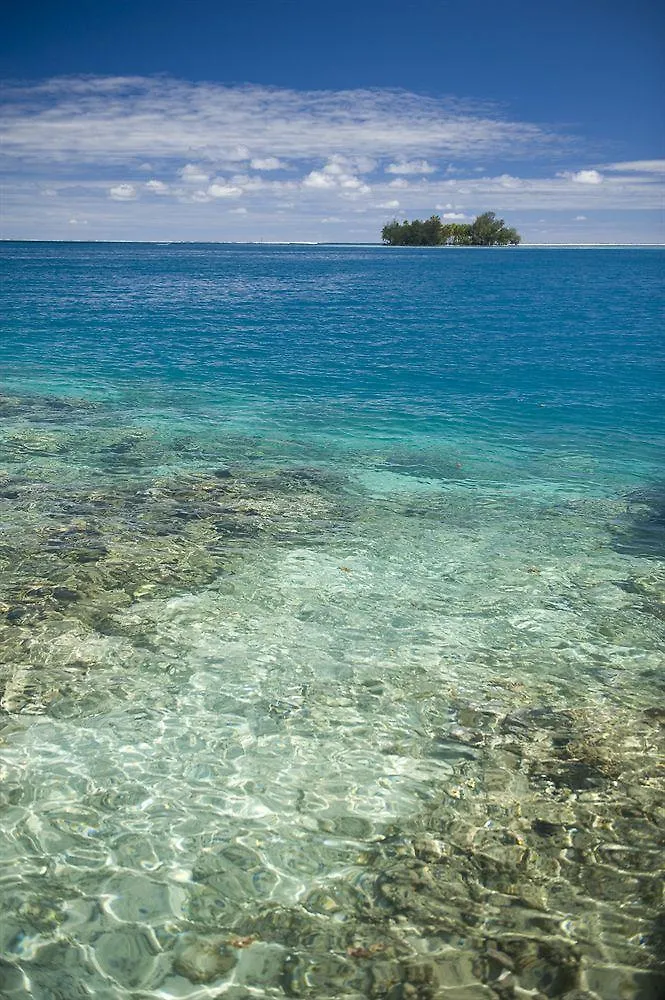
1 0 663 243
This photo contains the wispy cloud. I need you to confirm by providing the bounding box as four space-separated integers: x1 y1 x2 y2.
0 75 559 167
385 160 436 175
603 159 665 174
0 76 662 242
387 171 663 210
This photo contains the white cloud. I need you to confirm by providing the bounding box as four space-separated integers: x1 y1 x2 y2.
574 215 587 221
179 163 210 184
346 156 377 174
1 76 662 242
145 179 169 194
208 182 243 198
385 159 436 175
302 169 334 191
367 168 663 215
68 217 87 225
495 173 524 188
0 76 559 169
603 160 665 174
229 207 247 214
302 157 370 196
567 169 603 185
108 183 137 200
442 212 467 220
250 157 286 170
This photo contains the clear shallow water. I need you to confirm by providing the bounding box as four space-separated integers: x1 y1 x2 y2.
0 243 664 999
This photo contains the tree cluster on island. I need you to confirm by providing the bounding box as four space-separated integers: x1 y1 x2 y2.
381 211 521 246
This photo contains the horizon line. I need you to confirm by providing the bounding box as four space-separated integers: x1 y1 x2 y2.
1 239 664 248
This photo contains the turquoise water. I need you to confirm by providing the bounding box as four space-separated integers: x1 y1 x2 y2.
0 243 664 999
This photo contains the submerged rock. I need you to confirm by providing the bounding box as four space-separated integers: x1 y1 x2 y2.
0 463 349 719
612 485 665 558
0 417 664 997
203 694 664 999
173 934 237 983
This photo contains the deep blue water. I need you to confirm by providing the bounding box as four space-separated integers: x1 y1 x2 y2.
0 243 664 999
3 244 664 506
3 244 664 435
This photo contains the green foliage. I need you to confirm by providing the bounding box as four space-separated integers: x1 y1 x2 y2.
440 222 472 245
381 215 443 246
381 211 521 246
468 211 521 246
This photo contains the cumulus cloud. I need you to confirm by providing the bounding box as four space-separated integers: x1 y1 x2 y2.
567 169 603 185
208 182 242 198
1 75 662 241
442 212 467 220
385 159 436 175
346 156 377 174
250 157 286 170
494 173 524 188
367 168 663 216
302 171 334 191
302 157 371 196
179 163 210 184
109 183 137 200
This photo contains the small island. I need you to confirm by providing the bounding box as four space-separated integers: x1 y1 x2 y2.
381 211 521 246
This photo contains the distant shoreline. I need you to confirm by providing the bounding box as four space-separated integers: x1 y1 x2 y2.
1 239 664 248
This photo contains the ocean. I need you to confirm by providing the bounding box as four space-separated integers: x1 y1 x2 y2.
1 242 664 999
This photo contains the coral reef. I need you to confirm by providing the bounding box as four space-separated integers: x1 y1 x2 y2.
0 390 664 999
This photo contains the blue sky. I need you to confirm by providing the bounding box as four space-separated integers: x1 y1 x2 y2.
1 0 663 243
